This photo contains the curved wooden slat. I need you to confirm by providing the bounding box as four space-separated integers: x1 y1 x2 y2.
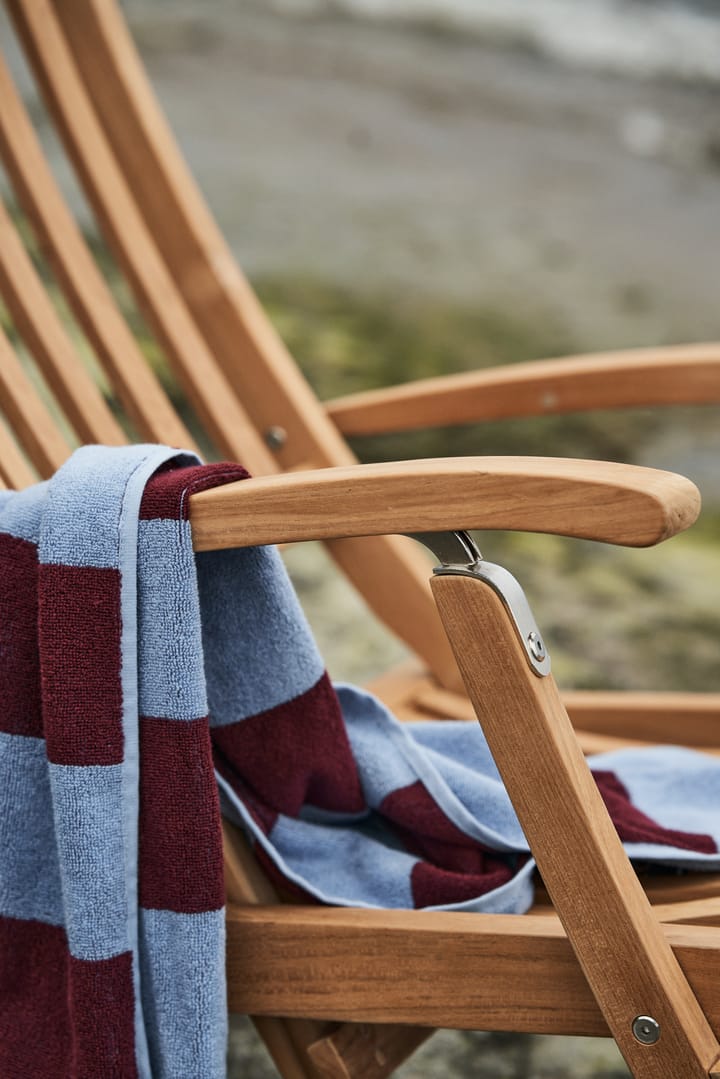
0 324 71 477
0 198 125 446
7 0 275 475
0 54 194 450
326 344 720 436
189 456 701 552
49 0 353 475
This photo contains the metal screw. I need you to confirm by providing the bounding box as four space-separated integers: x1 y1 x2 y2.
527 631 546 662
264 425 287 450
632 1015 661 1045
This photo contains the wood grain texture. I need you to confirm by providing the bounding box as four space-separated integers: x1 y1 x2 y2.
326 343 720 436
226 905 720 1038
190 456 700 551
431 573 720 1078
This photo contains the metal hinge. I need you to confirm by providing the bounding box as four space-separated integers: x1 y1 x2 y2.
409 530 551 678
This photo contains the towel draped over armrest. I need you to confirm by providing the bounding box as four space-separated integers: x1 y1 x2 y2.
2 444 720 1078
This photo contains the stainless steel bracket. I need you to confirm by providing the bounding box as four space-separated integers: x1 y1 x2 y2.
409 530 551 678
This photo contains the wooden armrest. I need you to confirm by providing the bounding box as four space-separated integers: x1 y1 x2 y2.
325 342 720 436
189 456 699 551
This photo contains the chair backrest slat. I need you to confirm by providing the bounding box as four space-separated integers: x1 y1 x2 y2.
46 0 355 474
0 196 126 447
0 53 195 451
0 324 72 478
7 0 276 476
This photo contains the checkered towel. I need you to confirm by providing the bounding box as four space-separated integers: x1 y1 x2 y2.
2 444 720 1078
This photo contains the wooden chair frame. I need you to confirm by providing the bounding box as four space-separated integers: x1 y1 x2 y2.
1 2 720 1075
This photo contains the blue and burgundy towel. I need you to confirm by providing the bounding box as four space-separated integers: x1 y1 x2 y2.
2 444 720 1078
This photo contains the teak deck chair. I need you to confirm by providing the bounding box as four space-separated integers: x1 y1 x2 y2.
1 1 720 1075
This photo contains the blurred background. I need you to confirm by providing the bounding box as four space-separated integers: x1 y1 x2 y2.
4 0 720 1074
111 0 720 696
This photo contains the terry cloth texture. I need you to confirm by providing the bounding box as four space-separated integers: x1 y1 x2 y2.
3 444 720 1077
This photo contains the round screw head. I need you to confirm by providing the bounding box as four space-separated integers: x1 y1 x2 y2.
527 631 546 662
632 1015 661 1045
265 425 287 450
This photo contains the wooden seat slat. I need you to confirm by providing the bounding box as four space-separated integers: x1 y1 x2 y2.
227 905 720 1039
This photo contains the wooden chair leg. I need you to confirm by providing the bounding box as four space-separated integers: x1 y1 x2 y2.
307 1024 431 1079
249 1016 320 1079
222 821 432 1078
431 570 720 1079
